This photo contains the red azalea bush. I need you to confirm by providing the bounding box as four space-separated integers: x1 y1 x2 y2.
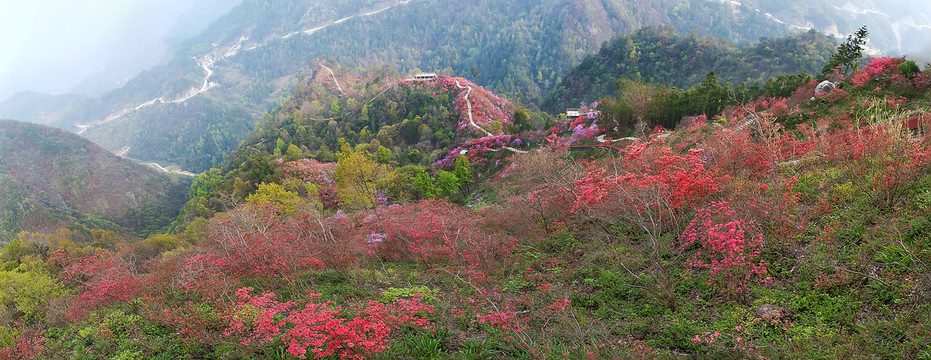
59 251 143 321
851 57 905 88
0 327 45 360
570 140 726 236
818 125 931 207
680 201 771 296
224 287 434 359
364 200 517 282
205 203 361 278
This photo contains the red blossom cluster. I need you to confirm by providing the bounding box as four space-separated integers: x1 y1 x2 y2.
818 126 931 207
363 200 517 282
226 287 434 359
680 201 771 294
570 141 725 218
0 327 44 360
205 204 349 279
60 252 143 321
851 57 904 87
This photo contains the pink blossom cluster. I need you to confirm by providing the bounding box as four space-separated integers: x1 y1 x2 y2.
225 287 434 359
680 201 771 294
851 57 904 87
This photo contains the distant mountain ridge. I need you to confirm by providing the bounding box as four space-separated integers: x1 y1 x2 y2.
723 0 931 58
0 119 190 243
542 27 836 112
0 0 797 173
5 0 925 174
0 92 89 127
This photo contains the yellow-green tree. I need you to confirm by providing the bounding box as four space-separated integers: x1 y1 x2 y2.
246 182 304 214
285 144 303 161
0 256 65 324
336 150 388 210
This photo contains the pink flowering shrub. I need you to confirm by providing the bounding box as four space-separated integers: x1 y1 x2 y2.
680 201 771 296
851 57 904 87
225 287 434 359
205 203 356 278
570 141 725 222
364 200 517 282
59 252 143 321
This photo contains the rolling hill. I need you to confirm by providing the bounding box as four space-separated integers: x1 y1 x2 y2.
0 119 191 243
542 26 837 112
0 0 797 173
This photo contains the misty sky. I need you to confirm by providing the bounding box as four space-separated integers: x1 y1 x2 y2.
0 0 240 101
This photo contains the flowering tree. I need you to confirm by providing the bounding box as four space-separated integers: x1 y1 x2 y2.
59 251 142 321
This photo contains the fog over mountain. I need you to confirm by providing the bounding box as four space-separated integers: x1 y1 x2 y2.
0 0 242 101
733 0 931 60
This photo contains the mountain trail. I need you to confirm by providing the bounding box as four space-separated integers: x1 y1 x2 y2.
453 79 527 154
319 64 348 96
77 1 413 134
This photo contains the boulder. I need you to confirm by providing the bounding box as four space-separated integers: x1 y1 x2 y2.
815 80 837 96
754 304 787 318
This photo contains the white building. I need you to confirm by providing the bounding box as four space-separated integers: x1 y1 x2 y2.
413 73 437 80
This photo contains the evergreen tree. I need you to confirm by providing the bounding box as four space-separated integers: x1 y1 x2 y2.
820 26 869 80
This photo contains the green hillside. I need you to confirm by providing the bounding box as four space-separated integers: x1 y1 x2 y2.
1 3 931 357
0 120 191 243
542 26 836 112
4 0 796 172
3 53 931 358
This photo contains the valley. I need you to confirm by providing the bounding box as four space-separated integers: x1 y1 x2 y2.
0 1 930 359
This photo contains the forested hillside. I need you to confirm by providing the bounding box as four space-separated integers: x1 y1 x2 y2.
2 52 931 358
0 120 190 244
177 63 533 222
543 26 836 112
2 0 796 172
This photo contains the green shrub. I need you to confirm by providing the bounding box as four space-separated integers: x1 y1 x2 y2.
898 60 921 78
379 286 436 303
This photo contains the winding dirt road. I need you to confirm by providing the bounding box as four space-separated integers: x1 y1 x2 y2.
78 1 416 135
452 80 527 154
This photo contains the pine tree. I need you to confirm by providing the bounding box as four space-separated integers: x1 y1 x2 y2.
820 26 869 80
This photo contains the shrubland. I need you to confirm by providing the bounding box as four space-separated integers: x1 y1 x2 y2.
2 51 931 359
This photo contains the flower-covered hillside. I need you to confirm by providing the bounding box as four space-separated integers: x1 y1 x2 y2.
5 59 931 359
